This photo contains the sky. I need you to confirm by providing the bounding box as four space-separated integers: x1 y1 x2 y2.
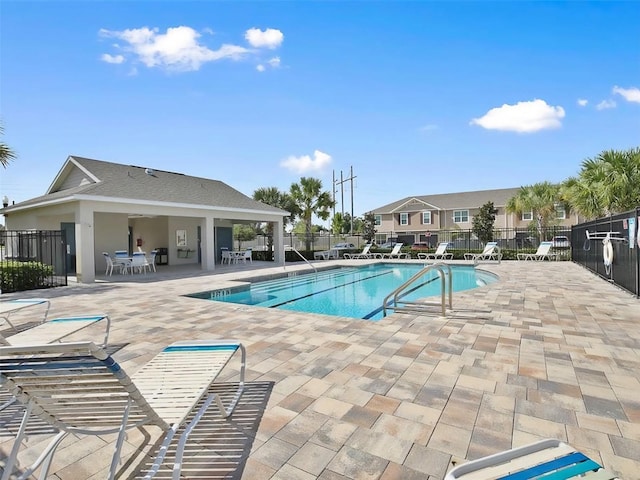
1 1 639 226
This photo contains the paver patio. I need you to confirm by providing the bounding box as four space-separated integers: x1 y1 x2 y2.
0 259 638 479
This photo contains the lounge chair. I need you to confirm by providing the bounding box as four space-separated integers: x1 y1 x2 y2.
343 243 373 259
0 314 110 347
381 243 409 259
445 438 618 479
0 298 50 333
417 242 454 260
463 241 502 263
517 241 557 261
0 339 246 480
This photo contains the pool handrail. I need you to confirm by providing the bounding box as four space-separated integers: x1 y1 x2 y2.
382 263 452 317
284 245 318 273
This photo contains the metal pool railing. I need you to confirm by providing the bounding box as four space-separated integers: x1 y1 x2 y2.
382 262 452 317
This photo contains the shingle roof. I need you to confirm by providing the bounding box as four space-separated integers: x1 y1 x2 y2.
3 156 289 215
372 187 521 213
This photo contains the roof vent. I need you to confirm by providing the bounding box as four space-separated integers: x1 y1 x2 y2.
144 168 155 176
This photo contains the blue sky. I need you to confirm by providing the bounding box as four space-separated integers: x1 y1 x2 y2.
1 1 639 225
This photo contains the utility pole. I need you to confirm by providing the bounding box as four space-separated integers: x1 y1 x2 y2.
334 167 357 234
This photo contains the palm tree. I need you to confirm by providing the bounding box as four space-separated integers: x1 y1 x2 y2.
253 187 296 254
0 125 17 168
563 147 640 219
506 182 565 239
289 177 335 251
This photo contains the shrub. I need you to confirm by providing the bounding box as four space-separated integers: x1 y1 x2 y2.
0 261 55 293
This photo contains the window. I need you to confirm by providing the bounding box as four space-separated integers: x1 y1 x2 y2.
521 211 533 221
374 215 381 226
422 211 431 224
399 213 409 226
555 205 566 219
453 210 469 223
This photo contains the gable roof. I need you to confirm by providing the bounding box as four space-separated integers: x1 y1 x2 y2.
2 156 290 215
372 187 521 213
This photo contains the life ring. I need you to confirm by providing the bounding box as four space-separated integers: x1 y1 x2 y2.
603 240 614 267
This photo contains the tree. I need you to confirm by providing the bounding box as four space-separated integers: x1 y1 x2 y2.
361 212 376 243
331 212 347 235
506 182 564 238
253 187 296 254
233 224 256 250
563 147 640 219
289 177 335 251
472 201 496 243
0 125 17 168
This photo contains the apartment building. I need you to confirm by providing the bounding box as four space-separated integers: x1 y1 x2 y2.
370 187 581 245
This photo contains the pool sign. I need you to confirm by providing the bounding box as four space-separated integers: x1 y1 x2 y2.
629 217 635 249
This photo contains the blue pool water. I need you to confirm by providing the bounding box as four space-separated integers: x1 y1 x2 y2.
188 263 497 320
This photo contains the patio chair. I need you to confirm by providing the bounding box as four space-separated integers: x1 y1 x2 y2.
0 339 246 480
130 251 150 273
242 248 253 264
417 242 454 260
382 243 409 259
102 252 128 276
343 243 373 259
445 438 618 479
147 250 158 272
517 241 557 261
463 241 502 263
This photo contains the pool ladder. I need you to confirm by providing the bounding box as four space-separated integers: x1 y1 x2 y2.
284 245 317 273
382 263 452 317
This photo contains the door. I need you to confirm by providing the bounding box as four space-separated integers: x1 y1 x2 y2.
60 222 76 274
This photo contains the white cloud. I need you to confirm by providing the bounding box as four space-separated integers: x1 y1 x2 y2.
470 99 565 133
418 124 438 133
99 26 250 72
280 150 332 173
245 28 284 49
577 99 588 107
596 99 616 110
268 57 281 68
613 85 640 103
101 53 125 64
256 56 281 72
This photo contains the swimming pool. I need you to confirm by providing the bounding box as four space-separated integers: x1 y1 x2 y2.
188 263 497 320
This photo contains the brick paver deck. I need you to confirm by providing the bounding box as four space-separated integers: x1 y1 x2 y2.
1 260 638 479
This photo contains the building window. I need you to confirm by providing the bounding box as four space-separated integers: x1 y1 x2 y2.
555 205 566 219
453 210 469 223
374 215 381 226
422 211 431 224
399 213 409 226
522 211 533 221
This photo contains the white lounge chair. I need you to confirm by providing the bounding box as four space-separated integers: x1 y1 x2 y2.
0 339 246 480
0 298 50 334
417 242 453 260
381 243 409 259
0 313 110 347
517 241 557 261
343 243 373 259
445 438 618 479
463 241 502 263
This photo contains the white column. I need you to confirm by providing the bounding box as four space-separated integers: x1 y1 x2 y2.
273 219 285 266
201 216 215 271
75 205 95 283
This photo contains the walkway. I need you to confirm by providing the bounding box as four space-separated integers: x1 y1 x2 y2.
1 260 638 479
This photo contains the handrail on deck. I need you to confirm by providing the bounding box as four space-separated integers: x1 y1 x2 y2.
382 262 452 317
284 245 318 273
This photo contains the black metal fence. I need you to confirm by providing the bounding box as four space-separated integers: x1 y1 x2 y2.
571 209 640 297
0 230 68 293
245 227 572 258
